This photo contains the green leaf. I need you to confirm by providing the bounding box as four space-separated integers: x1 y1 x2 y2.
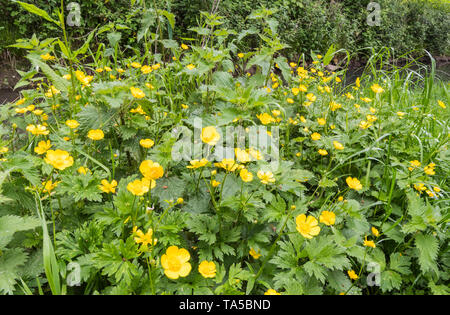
0 248 28 294
415 233 439 274
13 1 60 26
27 54 70 92
0 215 41 249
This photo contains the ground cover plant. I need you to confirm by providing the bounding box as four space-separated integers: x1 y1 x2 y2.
0 1 448 295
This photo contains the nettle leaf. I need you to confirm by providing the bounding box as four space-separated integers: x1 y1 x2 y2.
0 215 40 249
0 248 28 295
415 233 439 274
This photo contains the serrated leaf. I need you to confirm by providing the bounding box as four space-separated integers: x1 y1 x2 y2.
415 233 439 274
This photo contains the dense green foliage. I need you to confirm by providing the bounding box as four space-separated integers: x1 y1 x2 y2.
0 1 448 296
1 0 449 59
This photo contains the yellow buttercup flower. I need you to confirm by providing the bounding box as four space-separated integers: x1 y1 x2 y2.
0 147 8 154
186 64 196 70
347 270 358 280
371 83 384 94
198 261 216 278
359 120 372 129
41 53 55 61
257 113 276 125
363 236 376 248
141 65 152 74
78 166 89 175
295 214 320 239
249 248 261 259
318 149 328 156
437 100 446 109
264 289 281 295
99 179 118 194
371 227 380 237
424 163 435 175
235 148 251 163
186 158 209 169
311 132 321 141
239 169 253 182
333 141 344 150
134 228 157 246
26 124 49 136
360 97 372 103
319 211 336 226
201 126 221 146
42 180 58 193
87 129 104 141
44 149 74 170
248 148 263 161
127 178 155 196
214 159 239 172
65 120 80 129
346 177 362 191
181 44 189 50
130 86 145 99
161 246 192 280
317 118 326 126
140 139 155 149
237 53 245 58
211 180 221 187
131 62 142 68
306 93 316 102
34 140 52 155
329 101 342 111
140 160 164 180
257 170 275 184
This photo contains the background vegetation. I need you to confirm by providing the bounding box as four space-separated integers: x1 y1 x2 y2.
1 0 449 61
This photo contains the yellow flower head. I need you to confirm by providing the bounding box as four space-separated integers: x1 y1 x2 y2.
127 178 155 196
42 180 58 193
264 289 281 295
140 160 164 180
66 120 80 129
371 84 384 94
131 62 142 68
181 44 189 50
187 158 209 169
371 227 380 237
87 129 104 141
26 124 49 136
130 86 146 99
239 169 253 182
248 148 263 161
330 101 342 111
317 118 326 126
34 140 52 155
306 93 316 102
257 113 276 125
214 159 239 172
235 148 251 163
44 149 74 170
134 228 157 247
201 126 221 146
437 100 446 109
186 64 196 70
347 270 358 280
363 236 376 248
198 260 216 278
249 248 262 259
346 177 362 191
78 166 89 175
318 149 328 156
161 246 192 279
319 211 336 226
257 170 275 184
41 53 55 61
211 180 221 187
140 138 155 149
296 214 320 239
311 132 321 141
99 179 118 194
333 141 344 150
237 53 245 58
